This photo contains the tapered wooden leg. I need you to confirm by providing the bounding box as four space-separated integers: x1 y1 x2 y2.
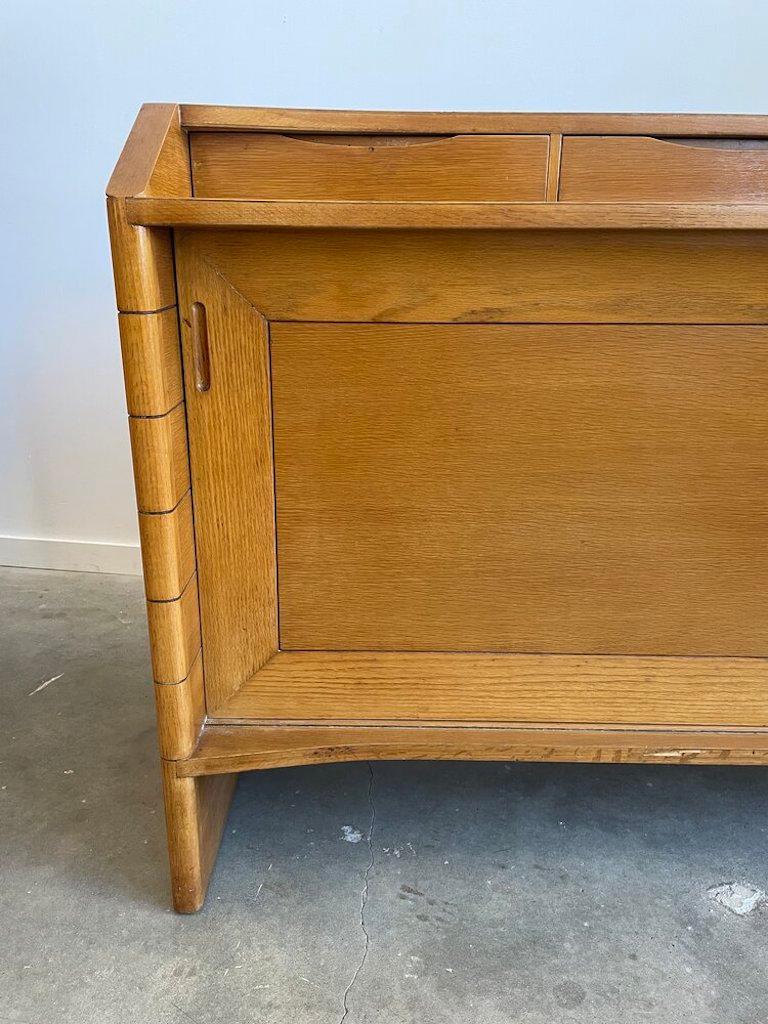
161 760 238 912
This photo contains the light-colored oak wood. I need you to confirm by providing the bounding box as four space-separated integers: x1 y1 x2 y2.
106 105 189 310
146 574 201 684
138 490 196 601
178 723 768 776
161 762 237 912
106 198 176 312
560 135 768 203
175 228 768 323
174 244 278 708
212 651 768 729
155 652 206 759
128 402 190 513
127 196 768 231
190 132 549 201
546 134 562 201
109 105 768 913
106 103 190 199
272 322 768 655
118 308 183 416
142 112 192 200
180 105 768 137
107 105 223 917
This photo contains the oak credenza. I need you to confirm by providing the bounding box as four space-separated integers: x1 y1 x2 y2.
108 104 768 911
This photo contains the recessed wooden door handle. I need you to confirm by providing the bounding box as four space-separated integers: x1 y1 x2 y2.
190 301 210 392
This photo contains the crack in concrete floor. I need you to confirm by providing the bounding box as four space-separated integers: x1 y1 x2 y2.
338 763 376 1024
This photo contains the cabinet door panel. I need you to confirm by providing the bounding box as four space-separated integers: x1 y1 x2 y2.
272 323 768 656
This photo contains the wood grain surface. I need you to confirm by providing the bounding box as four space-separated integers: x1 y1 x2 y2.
161 763 237 912
138 491 196 601
211 651 768 728
190 132 549 201
176 228 768 323
272 322 768 655
178 722 768 776
128 197 768 231
128 402 191 513
560 135 768 204
175 245 278 708
145 573 201 684
118 308 184 416
155 652 206 759
180 106 768 137
106 103 189 199
106 198 176 312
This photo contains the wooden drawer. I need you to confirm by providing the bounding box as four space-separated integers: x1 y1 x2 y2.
190 132 550 201
560 135 768 203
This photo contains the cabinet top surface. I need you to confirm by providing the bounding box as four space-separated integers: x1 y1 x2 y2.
107 103 768 231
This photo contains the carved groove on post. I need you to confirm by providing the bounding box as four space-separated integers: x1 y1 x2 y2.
146 574 202 684
119 307 184 416
138 490 196 602
128 403 191 513
155 653 206 759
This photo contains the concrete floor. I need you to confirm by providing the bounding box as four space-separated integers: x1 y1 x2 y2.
3 565 768 1024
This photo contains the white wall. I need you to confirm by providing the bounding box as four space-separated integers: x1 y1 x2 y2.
2 0 767 573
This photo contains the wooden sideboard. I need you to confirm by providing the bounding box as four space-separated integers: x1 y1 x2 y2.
107 104 768 912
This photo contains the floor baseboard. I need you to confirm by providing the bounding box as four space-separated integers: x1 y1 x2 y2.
0 536 142 576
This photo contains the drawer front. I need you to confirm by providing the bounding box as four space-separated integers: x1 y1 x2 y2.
560 135 768 203
271 322 768 657
190 132 549 201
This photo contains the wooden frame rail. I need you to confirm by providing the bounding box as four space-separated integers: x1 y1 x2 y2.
180 105 768 136
126 197 768 230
